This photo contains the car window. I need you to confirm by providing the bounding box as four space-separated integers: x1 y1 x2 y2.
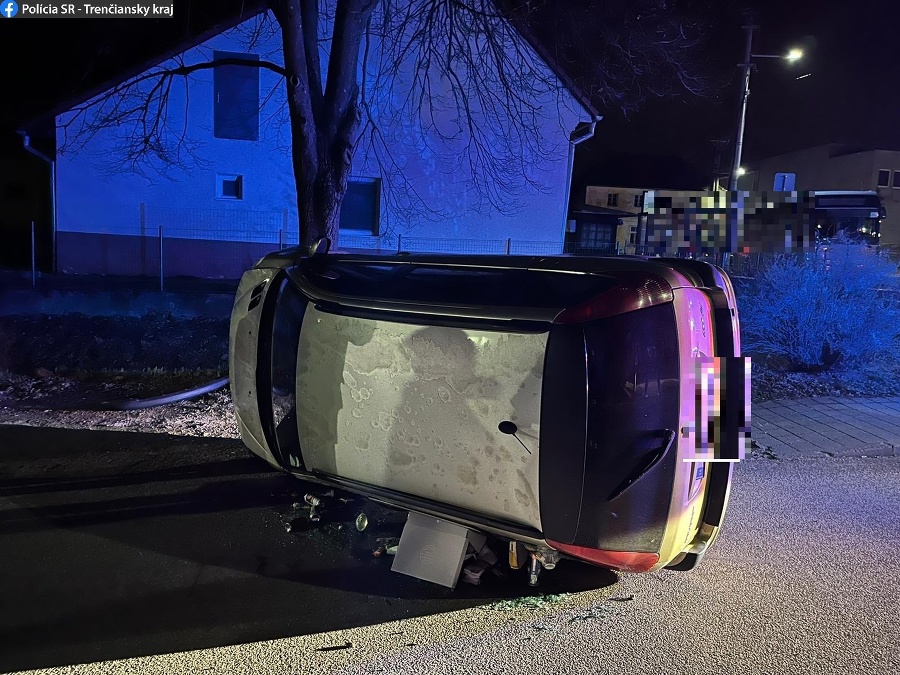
297 261 620 310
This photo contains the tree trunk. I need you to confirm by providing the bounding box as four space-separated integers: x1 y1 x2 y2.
274 0 377 249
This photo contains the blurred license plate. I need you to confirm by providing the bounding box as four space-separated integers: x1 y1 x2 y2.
684 356 751 462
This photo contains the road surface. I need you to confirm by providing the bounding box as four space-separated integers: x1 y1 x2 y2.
0 423 898 674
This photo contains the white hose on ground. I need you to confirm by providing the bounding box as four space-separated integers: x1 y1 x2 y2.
102 377 230 410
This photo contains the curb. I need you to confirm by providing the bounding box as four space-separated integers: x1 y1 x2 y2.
749 440 898 460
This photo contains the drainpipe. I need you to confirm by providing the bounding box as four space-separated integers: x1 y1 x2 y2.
563 116 602 244
18 132 57 273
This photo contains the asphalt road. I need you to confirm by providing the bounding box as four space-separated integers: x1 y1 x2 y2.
1 424 899 675
0 424 615 674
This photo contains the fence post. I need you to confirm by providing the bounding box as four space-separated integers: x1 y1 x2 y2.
505 238 512 255
139 202 147 276
158 225 164 292
279 228 284 250
397 234 402 253
31 220 37 288
616 241 621 255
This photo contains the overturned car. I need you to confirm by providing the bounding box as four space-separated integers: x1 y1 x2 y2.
230 242 746 584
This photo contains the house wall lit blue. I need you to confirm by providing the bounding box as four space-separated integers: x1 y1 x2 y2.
54 10 592 278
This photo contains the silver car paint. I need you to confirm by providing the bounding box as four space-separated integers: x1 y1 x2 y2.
229 268 282 470
295 305 548 530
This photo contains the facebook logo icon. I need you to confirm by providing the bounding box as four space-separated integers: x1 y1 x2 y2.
2 1 18 18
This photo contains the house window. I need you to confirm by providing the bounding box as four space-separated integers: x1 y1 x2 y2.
877 169 890 187
607 193 619 207
213 51 260 141
894 170 900 188
633 193 644 208
216 174 244 200
339 178 381 235
578 222 614 248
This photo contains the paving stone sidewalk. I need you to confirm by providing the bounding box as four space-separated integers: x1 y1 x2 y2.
751 397 900 459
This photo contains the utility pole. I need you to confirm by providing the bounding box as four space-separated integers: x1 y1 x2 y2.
729 25 757 190
711 139 730 191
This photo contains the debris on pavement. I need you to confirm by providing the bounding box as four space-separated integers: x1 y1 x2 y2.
490 594 567 611
461 542 500 586
314 642 353 652
569 605 620 623
461 559 491 585
372 537 400 557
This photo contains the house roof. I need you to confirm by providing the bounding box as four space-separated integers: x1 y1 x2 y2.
16 0 268 134
15 0 597 135
570 205 639 219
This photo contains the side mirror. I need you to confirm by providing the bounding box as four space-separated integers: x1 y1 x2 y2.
308 236 331 256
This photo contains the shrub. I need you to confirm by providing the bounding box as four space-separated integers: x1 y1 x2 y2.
739 243 900 372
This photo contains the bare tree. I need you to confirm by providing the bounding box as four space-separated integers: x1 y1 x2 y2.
58 0 710 247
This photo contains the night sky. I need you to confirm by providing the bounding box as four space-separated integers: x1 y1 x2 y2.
1 0 898 178
580 0 900 178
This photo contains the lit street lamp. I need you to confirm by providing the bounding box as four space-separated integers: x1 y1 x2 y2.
728 26 804 190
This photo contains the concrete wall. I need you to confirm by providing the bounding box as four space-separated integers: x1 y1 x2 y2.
55 8 587 277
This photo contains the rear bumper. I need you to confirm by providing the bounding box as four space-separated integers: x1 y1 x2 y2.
665 460 734 570
664 262 741 570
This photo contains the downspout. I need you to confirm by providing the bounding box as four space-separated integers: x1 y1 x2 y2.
563 116 601 245
18 132 57 273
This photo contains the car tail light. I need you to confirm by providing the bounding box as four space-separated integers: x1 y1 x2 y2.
555 274 674 324
547 540 660 572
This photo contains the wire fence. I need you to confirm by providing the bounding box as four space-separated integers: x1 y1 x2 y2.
336 234 620 257
9 204 898 290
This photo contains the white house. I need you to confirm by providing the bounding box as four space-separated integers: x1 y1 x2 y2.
51 5 597 278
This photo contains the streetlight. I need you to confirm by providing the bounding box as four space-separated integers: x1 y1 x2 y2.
728 26 804 190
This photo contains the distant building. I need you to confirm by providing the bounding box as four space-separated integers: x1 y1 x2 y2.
740 144 900 249
569 152 707 252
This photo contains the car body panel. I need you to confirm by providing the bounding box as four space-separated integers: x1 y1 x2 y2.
229 250 743 575
295 305 547 530
229 267 282 471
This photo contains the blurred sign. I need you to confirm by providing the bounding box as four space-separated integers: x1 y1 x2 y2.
642 190 816 254
774 173 796 191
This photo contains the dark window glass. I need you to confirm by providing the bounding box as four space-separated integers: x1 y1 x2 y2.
339 180 380 234
877 170 890 187
297 261 618 309
815 194 880 208
221 177 242 199
579 222 615 248
214 51 259 141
